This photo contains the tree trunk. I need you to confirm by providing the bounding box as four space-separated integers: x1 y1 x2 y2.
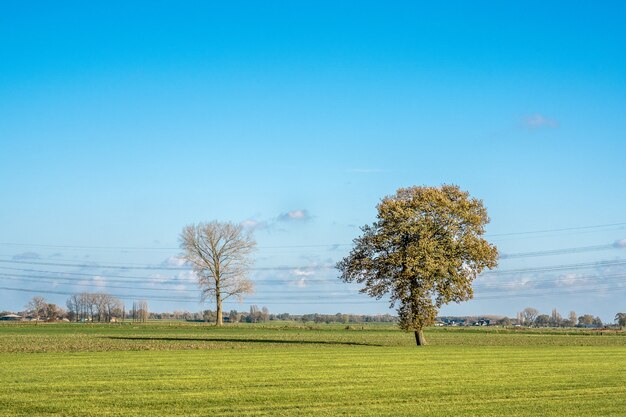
215 294 223 326
414 329 427 346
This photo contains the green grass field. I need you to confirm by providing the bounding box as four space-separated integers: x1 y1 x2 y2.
1 323 624 416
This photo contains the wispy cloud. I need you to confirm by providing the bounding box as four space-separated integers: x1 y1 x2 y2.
277 209 312 222
292 268 315 277
613 238 626 248
240 209 314 233
241 219 269 231
92 275 107 288
523 113 559 129
160 256 187 267
554 272 589 288
12 251 40 260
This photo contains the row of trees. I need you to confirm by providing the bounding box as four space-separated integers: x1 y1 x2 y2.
66 293 124 322
12 294 147 323
517 307 606 328
130 309 396 324
8 296 625 329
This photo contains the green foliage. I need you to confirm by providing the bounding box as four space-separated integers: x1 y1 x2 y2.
0 323 624 416
338 185 498 334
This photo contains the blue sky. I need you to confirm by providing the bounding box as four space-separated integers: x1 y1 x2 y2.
1 1 625 321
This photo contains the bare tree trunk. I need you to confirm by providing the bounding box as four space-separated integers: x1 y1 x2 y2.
216 293 223 326
414 329 427 346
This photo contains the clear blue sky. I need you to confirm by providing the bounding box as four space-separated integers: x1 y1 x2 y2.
1 1 625 321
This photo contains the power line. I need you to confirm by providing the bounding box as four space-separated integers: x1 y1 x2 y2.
0 285 384 305
474 285 626 300
0 242 351 251
499 244 616 259
0 266 342 285
1 238 624 273
3 271 625 299
4 263 626 289
0 258 333 271
0 220 624 251
482 259 626 275
2 281 624 304
485 221 626 237
3 257 625 276
0 274 359 294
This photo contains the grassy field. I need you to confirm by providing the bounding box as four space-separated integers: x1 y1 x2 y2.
0 323 624 416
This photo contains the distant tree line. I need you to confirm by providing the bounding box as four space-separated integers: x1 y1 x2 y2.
3 296 625 329
147 306 397 324
515 307 605 328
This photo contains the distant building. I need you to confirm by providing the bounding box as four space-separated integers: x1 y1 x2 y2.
0 314 22 321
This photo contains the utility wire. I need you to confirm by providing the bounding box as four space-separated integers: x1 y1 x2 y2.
1 282 624 304
0 220 624 251
2 273 625 299
2 257 625 276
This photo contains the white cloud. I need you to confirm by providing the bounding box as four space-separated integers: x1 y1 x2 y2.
555 273 588 287
241 219 268 231
523 113 559 129
503 277 533 290
173 284 188 292
292 269 314 277
92 276 107 288
161 256 187 267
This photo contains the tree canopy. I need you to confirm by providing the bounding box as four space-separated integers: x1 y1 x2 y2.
337 185 498 345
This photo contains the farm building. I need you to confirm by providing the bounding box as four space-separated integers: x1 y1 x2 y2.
0 314 22 321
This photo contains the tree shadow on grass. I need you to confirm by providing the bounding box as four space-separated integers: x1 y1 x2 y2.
105 336 381 347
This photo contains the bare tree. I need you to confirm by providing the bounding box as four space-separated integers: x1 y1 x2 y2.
567 310 577 327
261 306 270 322
180 221 256 326
249 305 261 323
131 300 149 323
550 308 562 327
520 307 539 326
67 293 123 323
66 294 80 322
26 296 47 322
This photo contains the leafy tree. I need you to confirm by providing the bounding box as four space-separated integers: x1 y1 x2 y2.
497 317 512 326
535 314 551 327
578 314 594 326
180 221 256 326
337 185 498 346
615 312 626 328
229 310 241 323
592 316 603 328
